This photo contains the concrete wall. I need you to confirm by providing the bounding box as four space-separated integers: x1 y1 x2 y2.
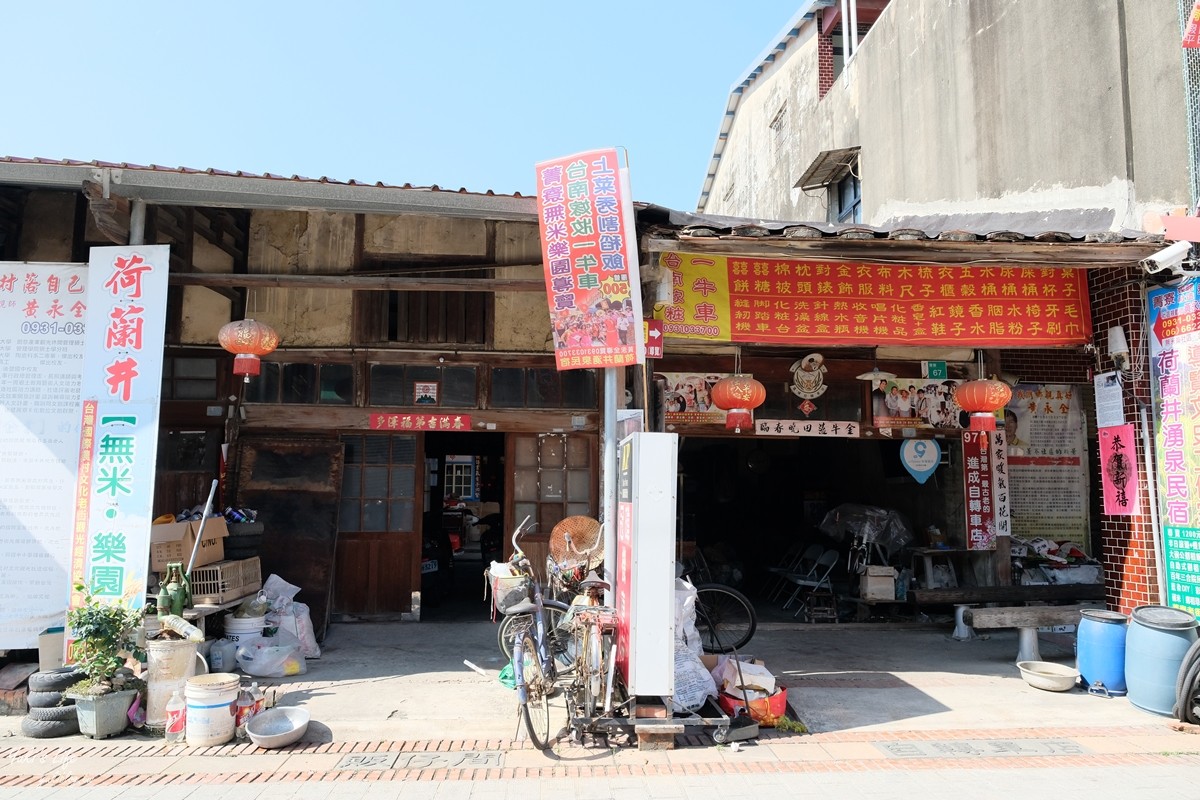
705 0 1190 229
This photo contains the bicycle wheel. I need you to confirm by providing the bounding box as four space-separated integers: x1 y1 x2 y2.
518 632 552 749
499 608 570 670
694 583 757 653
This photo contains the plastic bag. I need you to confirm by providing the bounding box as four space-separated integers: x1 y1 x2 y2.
669 646 717 712
716 657 776 697
234 592 271 619
674 579 702 656
235 632 307 677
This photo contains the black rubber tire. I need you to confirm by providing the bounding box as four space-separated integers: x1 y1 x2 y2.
20 715 80 739
27 704 78 722
26 690 69 709
519 632 553 750
694 584 758 654
28 667 87 693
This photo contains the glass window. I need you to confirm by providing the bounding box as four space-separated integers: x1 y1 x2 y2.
339 433 418 533
282 363 318 404
320 364 354 405
492 368 525 407
162 357 219 401
527 369 562 407
369 365 407 405
442 367 477 407
562 370 597 408
244 362 280 403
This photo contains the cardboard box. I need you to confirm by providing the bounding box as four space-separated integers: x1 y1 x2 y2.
861 566 897 601
150 517 228 572
38 627 65 671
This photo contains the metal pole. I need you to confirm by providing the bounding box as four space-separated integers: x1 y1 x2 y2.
1180 0 1200 210
129 199 147 246
602 367 618 605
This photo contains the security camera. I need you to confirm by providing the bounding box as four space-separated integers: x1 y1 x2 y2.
1140 240 1193 275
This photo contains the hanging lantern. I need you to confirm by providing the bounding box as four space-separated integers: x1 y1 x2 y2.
218 318 280 382
710 374 766 433
953 378 1012 431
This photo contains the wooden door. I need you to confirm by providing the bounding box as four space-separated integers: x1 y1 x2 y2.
333 432 422 616
235 436 343 641
506 433 597 582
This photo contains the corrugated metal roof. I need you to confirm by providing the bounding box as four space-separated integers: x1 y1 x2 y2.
0 156 529 199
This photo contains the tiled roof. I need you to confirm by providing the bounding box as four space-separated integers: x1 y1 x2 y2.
0 156 529 199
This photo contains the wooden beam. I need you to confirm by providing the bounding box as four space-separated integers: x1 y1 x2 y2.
168 272 545 292
644 235 1159 267
82 179 130 244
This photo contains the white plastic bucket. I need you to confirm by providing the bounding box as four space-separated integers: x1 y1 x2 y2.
224 615 266 644
185 673 240 746
146 639 199 732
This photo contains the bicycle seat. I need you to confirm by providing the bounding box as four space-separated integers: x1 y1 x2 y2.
503 599 539 615
578 570 610 592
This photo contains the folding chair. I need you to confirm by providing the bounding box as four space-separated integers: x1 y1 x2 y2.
766 543 823 603
782 549 839 619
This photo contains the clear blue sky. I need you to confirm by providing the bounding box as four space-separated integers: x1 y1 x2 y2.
5 1 803 211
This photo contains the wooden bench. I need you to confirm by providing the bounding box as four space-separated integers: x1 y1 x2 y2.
910 584 1107 663
963 603 1099 663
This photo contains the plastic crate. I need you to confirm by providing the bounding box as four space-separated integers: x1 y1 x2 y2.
189 557 262 605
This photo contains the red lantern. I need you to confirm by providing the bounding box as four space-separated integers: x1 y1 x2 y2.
710 374 766 433
953 378 1012 431
218 319 280 381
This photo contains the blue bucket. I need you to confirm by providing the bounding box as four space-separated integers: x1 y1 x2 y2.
1076 609 1128 696
1125 605 1199 716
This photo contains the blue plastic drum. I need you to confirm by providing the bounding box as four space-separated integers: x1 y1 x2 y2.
1125 605 1199 716
1076 609 1128 695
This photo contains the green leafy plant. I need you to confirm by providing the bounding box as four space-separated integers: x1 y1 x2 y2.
66 582 146 691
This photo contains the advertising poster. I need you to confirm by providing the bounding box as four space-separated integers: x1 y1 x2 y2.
69 246 170 617
871 377 966 429
536 148 644 371
1148 281 1200 615
0 263 88 648
656 251 1091 347
654 371 732 426
1004 384 1089 544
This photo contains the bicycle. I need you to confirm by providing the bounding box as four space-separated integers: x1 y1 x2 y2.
679 550 758 653
496 516 567 750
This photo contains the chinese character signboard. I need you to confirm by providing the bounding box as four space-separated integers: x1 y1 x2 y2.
754 419 860 438
656 252 1091 347
1148 282 1200 615
69 246 170 616
0 263 88 648
536 148 645 370
961 431 1011 550
1099 424 1139 516
369 413 471 431
1005 384 1089 544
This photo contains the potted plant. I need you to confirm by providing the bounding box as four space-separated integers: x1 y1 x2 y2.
65 582 147 739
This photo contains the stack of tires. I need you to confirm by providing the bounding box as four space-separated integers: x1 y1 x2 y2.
20 667 86 739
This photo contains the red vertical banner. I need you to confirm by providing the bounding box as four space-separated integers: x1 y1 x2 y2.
1099 424 1140 515
962 431 999 550
536 148 645 371
1185 0 1200 48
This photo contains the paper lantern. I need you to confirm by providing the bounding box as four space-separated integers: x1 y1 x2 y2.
953 378 1012 431
710 374 766 433
218 319 280 381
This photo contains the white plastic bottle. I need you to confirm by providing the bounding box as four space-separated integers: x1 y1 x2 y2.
249 681 264 715
164 690 186 744
234 688 255 740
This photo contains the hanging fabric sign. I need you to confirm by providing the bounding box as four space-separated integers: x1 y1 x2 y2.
1099 424 1139 516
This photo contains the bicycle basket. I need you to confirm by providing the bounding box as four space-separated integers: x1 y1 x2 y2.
488 561 531 614
548 515 604 571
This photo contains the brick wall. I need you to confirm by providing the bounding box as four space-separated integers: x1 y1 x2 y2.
999 266 1158 614
818 29 834 99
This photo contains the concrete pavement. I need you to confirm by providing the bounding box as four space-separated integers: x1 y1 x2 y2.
3 618 1200 797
